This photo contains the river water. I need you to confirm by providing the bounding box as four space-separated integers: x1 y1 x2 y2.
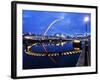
23 42 81 69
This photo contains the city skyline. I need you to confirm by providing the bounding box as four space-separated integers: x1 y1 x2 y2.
23 10 91 35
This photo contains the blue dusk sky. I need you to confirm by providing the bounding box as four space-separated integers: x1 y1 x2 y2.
23 10 91 35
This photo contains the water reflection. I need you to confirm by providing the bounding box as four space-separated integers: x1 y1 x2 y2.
23 36 83 69
31 42 73 53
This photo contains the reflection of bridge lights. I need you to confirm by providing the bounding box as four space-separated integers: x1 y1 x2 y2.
25 49 82 56
72 51 75 54
69 52 72 54
32 43 37 46
27 46 31 51
61 42 66 46
55 42 66 46
49 40 52 43
56 43 60 46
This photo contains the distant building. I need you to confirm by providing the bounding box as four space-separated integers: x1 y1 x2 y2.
54 33 66 38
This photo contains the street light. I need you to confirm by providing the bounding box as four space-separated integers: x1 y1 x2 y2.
84 16 89 23
84 16 89 66
84 16 89 37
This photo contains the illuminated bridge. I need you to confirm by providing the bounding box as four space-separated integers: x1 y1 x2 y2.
23 35 84 53
23 35 87 44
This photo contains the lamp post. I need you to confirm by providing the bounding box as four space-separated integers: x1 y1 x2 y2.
84 16 89 66
84 16 89 37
